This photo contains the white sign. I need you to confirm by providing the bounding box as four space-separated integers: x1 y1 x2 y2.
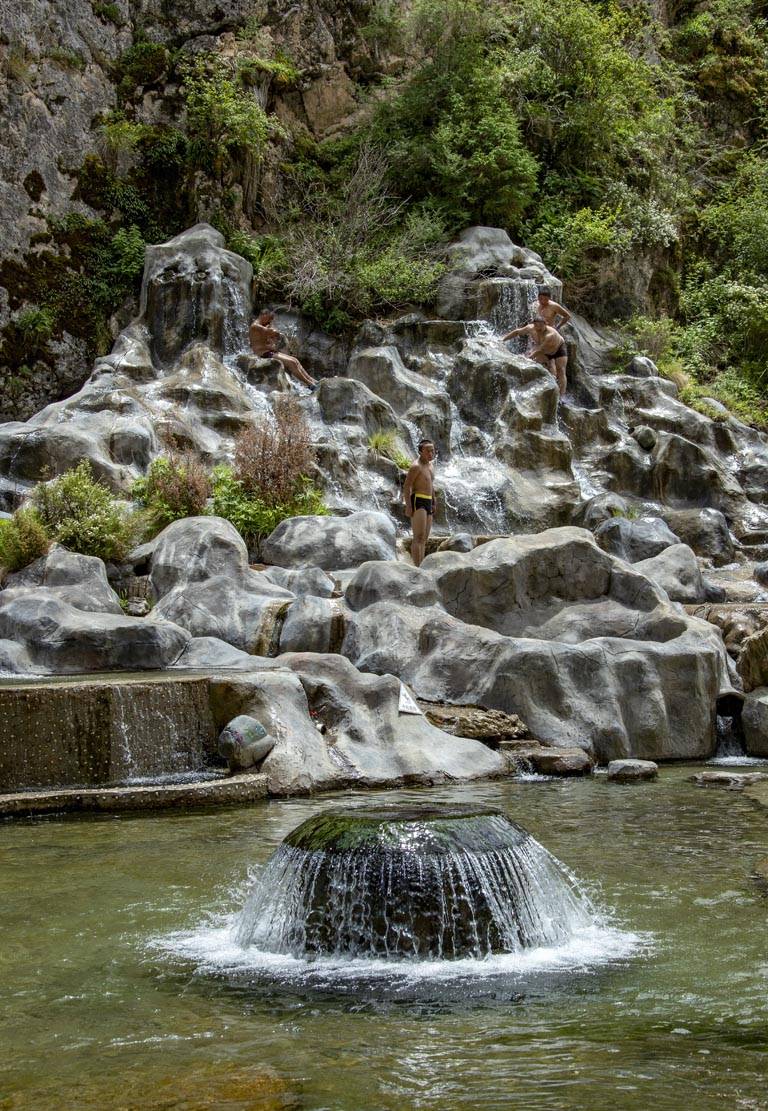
398 683 423 715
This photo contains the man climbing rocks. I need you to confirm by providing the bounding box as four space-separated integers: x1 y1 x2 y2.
249 309 317 388
502 317 568 398
535 286 571 330
403 439 437 568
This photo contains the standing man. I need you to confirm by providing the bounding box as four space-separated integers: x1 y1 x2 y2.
502 317 568 397
535 285 571 330
403 439 437 568
249 309 317 388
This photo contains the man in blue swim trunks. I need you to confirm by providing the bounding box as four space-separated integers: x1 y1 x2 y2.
403 439 437 568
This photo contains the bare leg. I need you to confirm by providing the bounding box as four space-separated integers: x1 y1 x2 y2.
553 356 567 397
411 508 429 567
277 353 317 387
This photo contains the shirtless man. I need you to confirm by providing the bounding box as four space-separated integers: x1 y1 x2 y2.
535 285 571 330
403 439 437 568
249 309 317 388
502 317 568 397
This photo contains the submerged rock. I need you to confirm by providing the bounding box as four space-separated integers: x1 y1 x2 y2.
607 759 658 782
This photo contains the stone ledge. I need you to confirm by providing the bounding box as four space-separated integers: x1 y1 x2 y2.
0 772 268 818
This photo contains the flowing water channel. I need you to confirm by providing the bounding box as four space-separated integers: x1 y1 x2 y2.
1 768 767 1110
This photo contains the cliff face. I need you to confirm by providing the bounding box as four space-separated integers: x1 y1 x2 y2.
0 0 394 419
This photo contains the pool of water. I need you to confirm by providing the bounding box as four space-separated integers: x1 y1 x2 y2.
1 768 767 1110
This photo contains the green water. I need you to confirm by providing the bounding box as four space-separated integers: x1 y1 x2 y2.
1 768 767 1110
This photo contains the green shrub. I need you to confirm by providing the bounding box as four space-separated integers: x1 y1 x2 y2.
115 40 170 97
15 307 55 343
181 55 273 176
211 466 326 548
228 231 288 286
33 461 139 561
93 3 121 24
132 454 212 534
0 508 50 572
368 430 411 471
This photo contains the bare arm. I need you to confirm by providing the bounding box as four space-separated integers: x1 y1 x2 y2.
501 326 528 341
552 302 571 326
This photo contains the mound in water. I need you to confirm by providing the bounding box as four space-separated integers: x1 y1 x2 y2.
235 807 594 961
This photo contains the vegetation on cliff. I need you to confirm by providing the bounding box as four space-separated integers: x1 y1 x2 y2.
1 0 767 423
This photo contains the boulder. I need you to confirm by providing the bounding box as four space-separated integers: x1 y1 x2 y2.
737 625 768 692
172 637 285 671
281 652 506 786
260 511 397 571
437 533 474 553
660 508 735 567
341 529 727 762
218 715 276 770
529 749 594 776
626 356 658 378
260 565 334 598
278 596 346 655
594 516 681 563
631 425 657 451
5 546 122 614
607 759 658 782
579 492 631 530
345 561 441 611
741 688 768 757
754 562 768 587
150 517 294 653
633 544 707 603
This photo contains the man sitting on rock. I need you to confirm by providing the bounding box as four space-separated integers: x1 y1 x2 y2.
249 309 317 388
502 317 568 398
403 439 437 568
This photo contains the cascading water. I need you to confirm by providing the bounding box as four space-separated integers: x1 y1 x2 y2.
234 807 594 961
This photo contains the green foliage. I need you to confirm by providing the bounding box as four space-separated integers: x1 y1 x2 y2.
227 231 288 287
238 52 300 88
0 508 50 572
93 3 121 24
114 40 170 97
181 55 272 176
15 307 55 343
101 113 149 155
210 467 326 548
33 461 139 561
48 49 86 72
132 455 212 535
368 430 411 471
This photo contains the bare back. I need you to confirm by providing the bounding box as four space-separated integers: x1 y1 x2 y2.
249 321 280 356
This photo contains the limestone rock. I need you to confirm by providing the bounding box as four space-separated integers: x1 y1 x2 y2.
529 749 594 776
278 596 346 655
661 508 735 566
418 702 531 743
607 759 658 782
437 533 474 553
150 517 294 653
737 625 768 692
261 565 334 599
281 652 506 786
260 511 397 570
633 543 707 604
5 546 122 614
594 516 680 563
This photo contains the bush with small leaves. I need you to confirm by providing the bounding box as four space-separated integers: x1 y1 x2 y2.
132 454 212 534
33 461 139 561
0 508 50 572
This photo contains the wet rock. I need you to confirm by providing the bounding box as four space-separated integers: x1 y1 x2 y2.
347 346 452 451
607 759 658 782
626 356 658 378
150 517 294 653
579 492 631 530
281 652 506 786
633 543 707 603
594 516 680 562
753 562 768 588
528 748 594 776
736 625 768 692
741 688 768 757
261 511 397 571
691 770 768 788
632 425 657 450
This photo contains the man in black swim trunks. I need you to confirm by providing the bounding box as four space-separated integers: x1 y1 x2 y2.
403 439 437 568
249 309 317 388
501 316 568 397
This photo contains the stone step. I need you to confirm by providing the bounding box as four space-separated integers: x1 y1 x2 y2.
0 772 268 818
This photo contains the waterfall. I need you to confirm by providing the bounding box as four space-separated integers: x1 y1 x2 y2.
234 808 595 961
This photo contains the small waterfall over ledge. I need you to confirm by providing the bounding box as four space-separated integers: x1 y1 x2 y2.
234 808 595 961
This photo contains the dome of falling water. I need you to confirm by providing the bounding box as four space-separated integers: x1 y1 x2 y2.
235 807 595 960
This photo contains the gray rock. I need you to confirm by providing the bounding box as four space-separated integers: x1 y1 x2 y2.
529 749 594 776
150 517 294 653
661 508 735 567
437 533 474 553
5 545 122 614
341 528 728 762
218 715 276 770
261 565 334 598
345 561 441 611
278 596 346 655
261 511 397 570
754 562 768 588
633 543 707 603
580 493 631 530
172 637 285 671
626 356 658 378
281 652 505 785
742 688 768 757
607 759 658 782
632 425 657 450
594 516 681 562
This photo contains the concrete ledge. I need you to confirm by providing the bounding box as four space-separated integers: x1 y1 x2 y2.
0 772 268 818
